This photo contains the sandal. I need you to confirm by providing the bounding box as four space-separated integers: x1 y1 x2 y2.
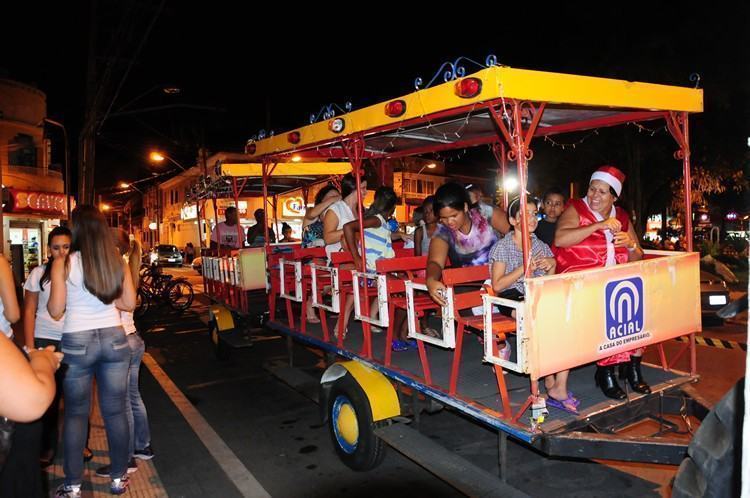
546 394 579 415
391 340 409 352
421 326 440 338
306 315 321 324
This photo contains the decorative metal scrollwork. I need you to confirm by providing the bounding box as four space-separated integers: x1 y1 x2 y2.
674 150 685 160
689 73 701 89
414 54 500 90
507 149 517 161
309 102 353 124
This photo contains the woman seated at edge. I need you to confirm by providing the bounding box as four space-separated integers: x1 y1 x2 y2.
554 165 648 400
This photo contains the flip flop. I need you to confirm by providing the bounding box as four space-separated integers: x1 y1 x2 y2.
306 316 321 324
546 394 579 415
567 392 581 407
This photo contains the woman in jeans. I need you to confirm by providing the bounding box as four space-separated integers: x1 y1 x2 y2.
95 230 154 478
48 206 136 497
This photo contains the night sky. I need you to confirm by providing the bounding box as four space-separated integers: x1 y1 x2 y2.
2 3 748 203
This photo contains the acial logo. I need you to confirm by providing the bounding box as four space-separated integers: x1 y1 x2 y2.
605 277 644 341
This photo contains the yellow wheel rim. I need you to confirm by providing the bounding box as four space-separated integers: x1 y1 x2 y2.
335 401 359 449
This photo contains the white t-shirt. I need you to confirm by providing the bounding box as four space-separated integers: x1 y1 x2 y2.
324 200 355 262
0 289 11 338
211 222 243 249
24 264 64 341
63 252 122 333
121 311 137 335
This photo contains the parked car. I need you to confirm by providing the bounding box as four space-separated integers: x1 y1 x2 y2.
153 244 183 267
700 270 730 317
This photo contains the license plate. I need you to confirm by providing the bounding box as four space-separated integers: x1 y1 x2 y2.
168 258 176 262
709 295 727 306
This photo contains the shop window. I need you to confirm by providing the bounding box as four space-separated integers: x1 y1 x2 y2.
8 134 37 167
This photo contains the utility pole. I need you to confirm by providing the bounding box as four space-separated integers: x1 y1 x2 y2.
79 0 98 205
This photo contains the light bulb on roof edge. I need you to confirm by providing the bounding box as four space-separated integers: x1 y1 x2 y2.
502 177 519 192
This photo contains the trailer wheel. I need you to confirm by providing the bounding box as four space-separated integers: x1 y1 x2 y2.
672 378 744 498
327 374 386 471
208 320 230 360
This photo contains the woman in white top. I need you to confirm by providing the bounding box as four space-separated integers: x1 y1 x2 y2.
48 206 136 497
322 174 365 336
0 253 63 498
95 229 154 477
19 226 71 472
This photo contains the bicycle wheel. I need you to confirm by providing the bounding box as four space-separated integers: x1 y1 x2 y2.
167 280 194 311
134 287 150 318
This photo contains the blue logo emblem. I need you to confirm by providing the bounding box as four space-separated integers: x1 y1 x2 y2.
605 277 644 340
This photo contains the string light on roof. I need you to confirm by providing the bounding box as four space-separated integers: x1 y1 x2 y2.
629 122 668 136
543 129 600 150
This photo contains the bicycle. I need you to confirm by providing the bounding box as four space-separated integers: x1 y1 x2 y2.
135 265 194 317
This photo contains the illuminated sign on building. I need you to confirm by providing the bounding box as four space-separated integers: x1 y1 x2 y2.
281 196 306 217
180 204 198 220
6 189 72 217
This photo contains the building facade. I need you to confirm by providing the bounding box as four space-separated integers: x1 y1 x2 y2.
0 78 68 280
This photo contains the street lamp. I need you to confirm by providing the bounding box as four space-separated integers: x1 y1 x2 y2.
149 151 187 171
416 162 437 175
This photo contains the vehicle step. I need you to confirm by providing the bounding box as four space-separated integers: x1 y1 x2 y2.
265 363 320 403
374 423 529 498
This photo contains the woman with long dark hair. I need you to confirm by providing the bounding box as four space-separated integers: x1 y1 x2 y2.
323 174 366 335
21 226 71 469
48 206 136 497
426 182 509 305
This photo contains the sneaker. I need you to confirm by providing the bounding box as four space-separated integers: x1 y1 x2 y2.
95 458 138 477
405 339 418 349
110 476 130 495
133 445 155 460
55 484 82 498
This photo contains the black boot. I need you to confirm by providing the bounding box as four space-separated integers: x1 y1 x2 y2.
619 356 651 394
595 365 626 400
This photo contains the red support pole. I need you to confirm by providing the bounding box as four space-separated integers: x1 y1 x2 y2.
512 101 532 277
232 177 244 248
342 137 372 358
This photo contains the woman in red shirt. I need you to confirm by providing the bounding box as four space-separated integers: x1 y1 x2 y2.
554 166 648 400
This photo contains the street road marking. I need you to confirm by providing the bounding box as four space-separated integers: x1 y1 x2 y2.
187 373 268 390
142 353 271 498
675 335 747 351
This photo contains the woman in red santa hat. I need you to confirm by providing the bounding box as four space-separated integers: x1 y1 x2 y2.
554 166 649 400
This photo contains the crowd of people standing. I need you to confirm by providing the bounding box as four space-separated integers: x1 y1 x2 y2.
0 205 155 498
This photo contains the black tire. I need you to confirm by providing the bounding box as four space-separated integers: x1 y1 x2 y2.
208 320 230 360
672 378 744 498
327 374 386 471
167 280 194 311
134 288 150 319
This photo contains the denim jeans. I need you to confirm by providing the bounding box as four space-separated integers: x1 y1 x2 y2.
126 333 151 456
61 327 130 485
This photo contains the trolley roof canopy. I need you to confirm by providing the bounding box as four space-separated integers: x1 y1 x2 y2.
244 65 703 161
195 161 353 200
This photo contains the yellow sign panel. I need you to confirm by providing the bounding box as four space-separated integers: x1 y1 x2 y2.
525 251 700 380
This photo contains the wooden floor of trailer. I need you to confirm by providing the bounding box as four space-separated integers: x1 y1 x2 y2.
265 301 697 435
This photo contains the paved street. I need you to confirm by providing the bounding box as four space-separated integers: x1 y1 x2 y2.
47 266 747 497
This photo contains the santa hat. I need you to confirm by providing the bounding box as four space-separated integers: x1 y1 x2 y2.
590 165 626 197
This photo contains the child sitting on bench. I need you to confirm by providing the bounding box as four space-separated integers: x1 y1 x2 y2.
489 196 578 414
